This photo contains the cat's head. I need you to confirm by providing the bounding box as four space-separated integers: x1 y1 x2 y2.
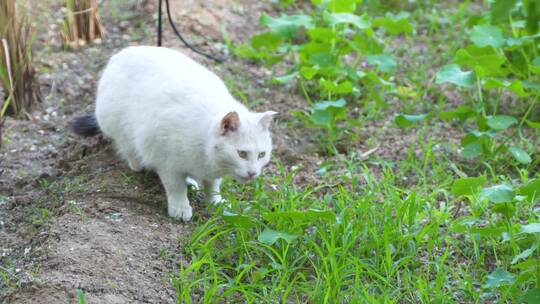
213 110 277 181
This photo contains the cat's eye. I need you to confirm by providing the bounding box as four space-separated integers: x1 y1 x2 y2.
238 150 248 159
258 152 266 159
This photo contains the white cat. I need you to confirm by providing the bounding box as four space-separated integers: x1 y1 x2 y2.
71 46 277 221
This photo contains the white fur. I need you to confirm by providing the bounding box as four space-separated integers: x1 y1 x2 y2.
95 46 276 221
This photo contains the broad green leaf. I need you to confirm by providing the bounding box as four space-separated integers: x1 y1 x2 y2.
492 202 516 217
366 54 397 73
509 146 532 164
484 79 527 97
251 32 283 50
310 99 347 126
273 72 298 84
308 52 335 67
511 245 537 264
451 176 486 196
454 46 507 77
300 66 319 80
520 223 540 234
260 13 314 39
526 120 540 129
308 28 337 41
373 12 414 35
484 269 516 288
450 216 478 233
470 226 506 237
438 106 476 121
524 288 540 304
313 99 346 111
490 0 518 23
258 228 298 245
530 58 540 75
480 184 515 203
462 140 482 158
436 64 475 88
486 115 518 130
470 24 505 48
310 109 331 126
319 79 353 94
520 179 540 202
323 11 371 30
524 0 540 34
222 211 256 229
326 0 360 13
394 114 427 128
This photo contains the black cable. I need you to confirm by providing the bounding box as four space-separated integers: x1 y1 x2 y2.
157 0 226 63
157 0 162 46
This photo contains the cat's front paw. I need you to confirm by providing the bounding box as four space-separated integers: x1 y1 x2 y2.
210 194 224 205
168 204 193 221
185 177 200 190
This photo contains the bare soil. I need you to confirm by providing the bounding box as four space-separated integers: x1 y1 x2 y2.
1 0 464 303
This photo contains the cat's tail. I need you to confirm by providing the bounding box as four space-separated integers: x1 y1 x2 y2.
69 114 100 137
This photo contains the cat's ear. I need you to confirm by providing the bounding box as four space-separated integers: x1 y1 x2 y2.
220 111 240 135
259 111 278 130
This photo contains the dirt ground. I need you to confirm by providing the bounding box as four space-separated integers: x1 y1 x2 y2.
0 0 463 303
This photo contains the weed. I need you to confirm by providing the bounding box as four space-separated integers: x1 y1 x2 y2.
0 0 41 147
61 0 105 50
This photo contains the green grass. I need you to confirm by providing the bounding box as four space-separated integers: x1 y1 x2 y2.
175 154 538 303
170 1 540 303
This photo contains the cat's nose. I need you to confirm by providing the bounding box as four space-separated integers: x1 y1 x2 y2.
247 172 256 180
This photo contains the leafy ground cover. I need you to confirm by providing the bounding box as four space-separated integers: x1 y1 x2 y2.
175 1 540 303
0 0 538 303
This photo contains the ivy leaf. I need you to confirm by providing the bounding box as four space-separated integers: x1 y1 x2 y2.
486 115 518 130
323 11 371 30
484 269 516 289
509 146 532 164
436 64 475 88
260 13 314 39
394 114 427 128
451 176 486 196
373 12 414 35
479 184 515 203
366 54 397 73
258 228 298 245
470 24 505 48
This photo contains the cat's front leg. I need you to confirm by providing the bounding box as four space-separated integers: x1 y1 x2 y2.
158 170 192 221
203 178 224 205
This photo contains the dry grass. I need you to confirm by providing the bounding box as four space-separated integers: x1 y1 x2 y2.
62 0 105 49
0 0 41 148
